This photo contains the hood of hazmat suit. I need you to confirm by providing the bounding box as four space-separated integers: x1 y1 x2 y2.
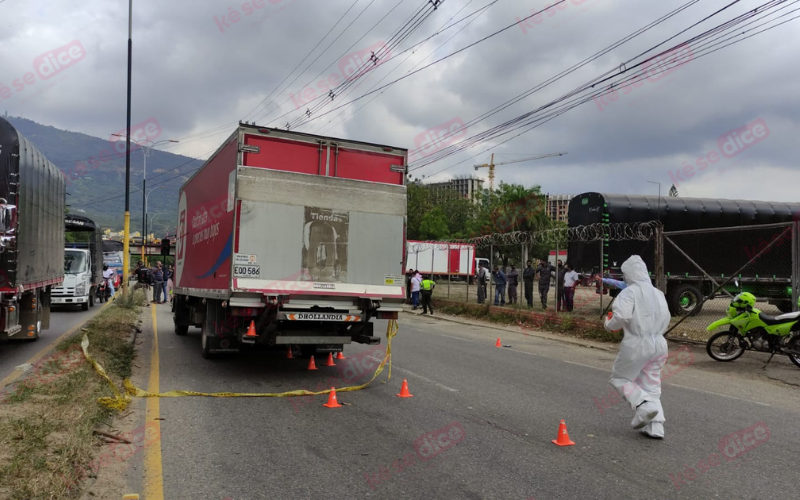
605 255 670 337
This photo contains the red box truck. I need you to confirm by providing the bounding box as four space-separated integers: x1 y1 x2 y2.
173 123 407 358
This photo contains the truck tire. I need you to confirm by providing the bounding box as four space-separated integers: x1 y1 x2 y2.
89 291 94 308
175 324 189 336
668 284 703 316
81 301 89 311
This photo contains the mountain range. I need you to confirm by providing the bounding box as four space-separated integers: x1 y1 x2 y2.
5 115 203 237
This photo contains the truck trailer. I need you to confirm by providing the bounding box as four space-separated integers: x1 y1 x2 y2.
568 192 800 316
173 123 407 358
0 116 65 341
405 241 477 278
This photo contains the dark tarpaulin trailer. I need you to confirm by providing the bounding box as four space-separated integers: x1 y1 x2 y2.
568 193 800 314
0 116 65 290
568 193 800 275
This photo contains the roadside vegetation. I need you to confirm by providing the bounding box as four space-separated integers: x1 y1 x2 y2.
433 299 623 343
0 290 145 500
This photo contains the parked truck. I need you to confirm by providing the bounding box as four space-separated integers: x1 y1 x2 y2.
173 123 407 358
405 241 479 278
568 192 800 316
0 116 65 341
53 215 103 310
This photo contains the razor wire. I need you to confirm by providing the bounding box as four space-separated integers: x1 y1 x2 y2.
409 221 659 252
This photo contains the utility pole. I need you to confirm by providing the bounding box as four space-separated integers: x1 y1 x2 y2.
122 0 133 298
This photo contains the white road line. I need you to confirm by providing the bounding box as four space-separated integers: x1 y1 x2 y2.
366 355 459 392
440 335 476 343
668 383 770 406
562 360 607 371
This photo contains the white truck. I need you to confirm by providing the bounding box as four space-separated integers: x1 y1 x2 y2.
53 215 103 310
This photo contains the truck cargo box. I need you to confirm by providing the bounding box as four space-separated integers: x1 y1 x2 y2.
175 124 407 301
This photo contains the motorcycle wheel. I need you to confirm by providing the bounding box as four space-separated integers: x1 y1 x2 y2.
785 335 800 369
706 330 746 362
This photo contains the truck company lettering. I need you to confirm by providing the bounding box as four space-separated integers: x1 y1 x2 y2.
192 221 220 246
297 313 340 320
310 212 344 223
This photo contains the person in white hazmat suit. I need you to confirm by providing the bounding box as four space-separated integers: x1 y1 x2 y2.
604 255 671 439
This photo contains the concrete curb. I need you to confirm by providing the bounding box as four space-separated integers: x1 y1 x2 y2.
402 306 702 352
401 307 619 353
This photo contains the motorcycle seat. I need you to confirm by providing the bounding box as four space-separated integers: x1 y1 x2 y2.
759 312 800 326
776 311 800 321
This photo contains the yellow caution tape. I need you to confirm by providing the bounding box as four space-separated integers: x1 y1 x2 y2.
85 319 398 410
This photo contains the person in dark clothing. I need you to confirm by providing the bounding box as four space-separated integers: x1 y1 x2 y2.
522 260 535 307
506 264 519 304
152 262 165 304
536 259 556 310
405 268 414 304
477 262 489 304
493 266 507 306
421 276 436 315
556 260 567 312
133 261 152 306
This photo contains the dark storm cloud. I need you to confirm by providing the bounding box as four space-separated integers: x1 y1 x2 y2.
1 0 798 201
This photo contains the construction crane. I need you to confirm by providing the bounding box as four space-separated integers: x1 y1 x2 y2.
474 152 568 192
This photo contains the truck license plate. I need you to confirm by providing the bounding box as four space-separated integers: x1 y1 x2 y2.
286 313 361 322
234 265 261 278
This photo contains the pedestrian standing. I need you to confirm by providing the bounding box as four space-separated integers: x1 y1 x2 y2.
405 268 414 304
535 259 556 310
421 275 436 315
493 266 507 306
476 262 489 304
166 265 175 303
556 260 567 312
563 264 580 312
522 260 535 307
152 261 165 304
411 271 422 310
506 264 519 305
604 255 671 439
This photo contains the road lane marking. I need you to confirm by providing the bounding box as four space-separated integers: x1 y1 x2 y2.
440 335 476 343
667 383 770 406
366 355 459 392
0 302 109 391
144 304 165 500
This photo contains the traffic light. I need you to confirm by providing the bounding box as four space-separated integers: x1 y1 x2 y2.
161 237 171 256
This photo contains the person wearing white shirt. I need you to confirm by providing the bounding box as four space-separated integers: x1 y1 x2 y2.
102 265 116 297
411 271 422 310
562 264 580 312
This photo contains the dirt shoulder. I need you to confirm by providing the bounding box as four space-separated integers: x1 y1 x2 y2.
0 291 145 500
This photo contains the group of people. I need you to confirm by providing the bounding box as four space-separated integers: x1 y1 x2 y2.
132 260 174 305
477 259 581 311
406 269 436 315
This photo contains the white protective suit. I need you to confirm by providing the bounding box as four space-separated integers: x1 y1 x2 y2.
604 255 670 438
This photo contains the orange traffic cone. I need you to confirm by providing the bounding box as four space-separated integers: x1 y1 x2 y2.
551 420 575 446
396 379 413 398
336 351 346 360
324 352 336 367
286 347 293 359
323 387 342 408
245 320 257 338
307 356 318 371
495 338 502 348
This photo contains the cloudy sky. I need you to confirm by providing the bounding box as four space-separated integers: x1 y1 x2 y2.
2 0 798 203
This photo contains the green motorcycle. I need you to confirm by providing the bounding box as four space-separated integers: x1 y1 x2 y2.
706 292 800 369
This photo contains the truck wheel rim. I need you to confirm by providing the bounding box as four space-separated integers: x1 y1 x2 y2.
679 292 697 311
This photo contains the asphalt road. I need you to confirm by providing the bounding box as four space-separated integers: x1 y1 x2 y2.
0 302 104 383
124 305 800 500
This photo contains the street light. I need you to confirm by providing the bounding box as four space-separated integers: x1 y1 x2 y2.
112 135 178 264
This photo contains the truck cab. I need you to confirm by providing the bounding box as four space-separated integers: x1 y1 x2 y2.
53 215 104 310
53 248 94 310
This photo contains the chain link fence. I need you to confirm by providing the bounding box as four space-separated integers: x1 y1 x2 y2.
411 221 800 342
